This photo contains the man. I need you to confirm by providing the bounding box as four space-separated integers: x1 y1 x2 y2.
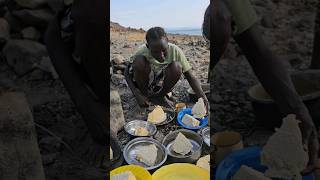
45 0 113 169
125 27 209 109
204 0 319 173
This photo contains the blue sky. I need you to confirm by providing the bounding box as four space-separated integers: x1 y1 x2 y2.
110 0 210 30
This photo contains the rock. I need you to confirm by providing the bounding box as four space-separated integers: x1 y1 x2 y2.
110 91 125 136
21 26 40 41
154 131 165 142
34 56 59 79
64 0 73 5
4 11 23 33
211 94 223 103
3 40 47 75
12 8 54 27
0 92 46 180
111 74 125 86
14 0 47 9
280 54 302 68
0 18 9 46
42 153 59 165
113 64 127 71
116 70 122 74
123 44 131 48
48 0 64 13
113 54 125 65
39 136 62 151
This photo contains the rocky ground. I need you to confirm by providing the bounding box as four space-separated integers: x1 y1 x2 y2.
110 21 210 156
0 0 318 179
111 0 319 151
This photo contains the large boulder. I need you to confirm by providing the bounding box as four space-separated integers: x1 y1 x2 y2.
4 11 23 33
12 8 54 27
21 26 40 41
110 90 125 137
14 0 47 9
0 92 45 180
0 18 10 44
3 40 47 75
48 0 64 13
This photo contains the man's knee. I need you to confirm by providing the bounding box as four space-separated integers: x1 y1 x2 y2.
133 55 150 73
168 61 182 75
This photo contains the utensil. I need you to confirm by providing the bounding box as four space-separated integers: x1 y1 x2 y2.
123 137 167 171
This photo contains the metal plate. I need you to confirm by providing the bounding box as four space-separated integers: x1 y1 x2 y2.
123 137 167 170
200 127 210 147
124 120 157 137
165 138 201 158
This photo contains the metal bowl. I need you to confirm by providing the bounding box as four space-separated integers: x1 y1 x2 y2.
199 126 210 147
124 120 157 137
123 137 167 170
162 129 203 163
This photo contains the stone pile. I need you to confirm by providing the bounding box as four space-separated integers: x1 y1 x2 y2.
0 0 72 79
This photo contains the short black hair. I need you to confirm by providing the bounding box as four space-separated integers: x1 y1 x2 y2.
146 27 167 43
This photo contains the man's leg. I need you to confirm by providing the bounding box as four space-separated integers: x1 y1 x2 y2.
132 55 151 95
154 61 182 98
147 61 182 108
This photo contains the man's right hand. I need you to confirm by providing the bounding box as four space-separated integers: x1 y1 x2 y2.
136 93 151 107
300 121 319 175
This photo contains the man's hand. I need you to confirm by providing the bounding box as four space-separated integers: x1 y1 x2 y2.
301 124 319 175
203 97 209 115
136 92 151 107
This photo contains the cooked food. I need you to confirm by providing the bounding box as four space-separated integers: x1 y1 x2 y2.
192 98 206 118
111 171 136 180
147 106 166 124
135 144 158 166
261 114 308 180
232 165 271 180
182 114 200 127
172 132 193 155
196 155 210 172
134 127 149 136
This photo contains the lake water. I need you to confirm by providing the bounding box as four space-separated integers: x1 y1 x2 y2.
165 28 202 36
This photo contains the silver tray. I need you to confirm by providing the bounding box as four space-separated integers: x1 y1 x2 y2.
162 129 203 163
124 120 157 137
123 137 167 170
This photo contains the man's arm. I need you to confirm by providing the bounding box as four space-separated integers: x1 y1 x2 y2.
184 70 209 108
124 65 150 107
44 15 107 144
234 23 319 172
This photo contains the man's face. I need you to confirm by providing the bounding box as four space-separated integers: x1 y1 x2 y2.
147 38 168 62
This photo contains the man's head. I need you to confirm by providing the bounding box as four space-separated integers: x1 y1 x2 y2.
146 27 169 62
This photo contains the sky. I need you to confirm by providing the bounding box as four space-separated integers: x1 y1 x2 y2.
110 0 210 30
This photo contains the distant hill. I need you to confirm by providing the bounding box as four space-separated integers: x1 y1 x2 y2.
110 22 145 33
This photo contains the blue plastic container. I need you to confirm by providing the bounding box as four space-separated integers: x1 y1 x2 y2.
177 108 208 130
215 146 314 180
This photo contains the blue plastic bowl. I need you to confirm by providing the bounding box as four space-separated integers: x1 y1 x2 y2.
177 108 208 130
215 146 314 180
